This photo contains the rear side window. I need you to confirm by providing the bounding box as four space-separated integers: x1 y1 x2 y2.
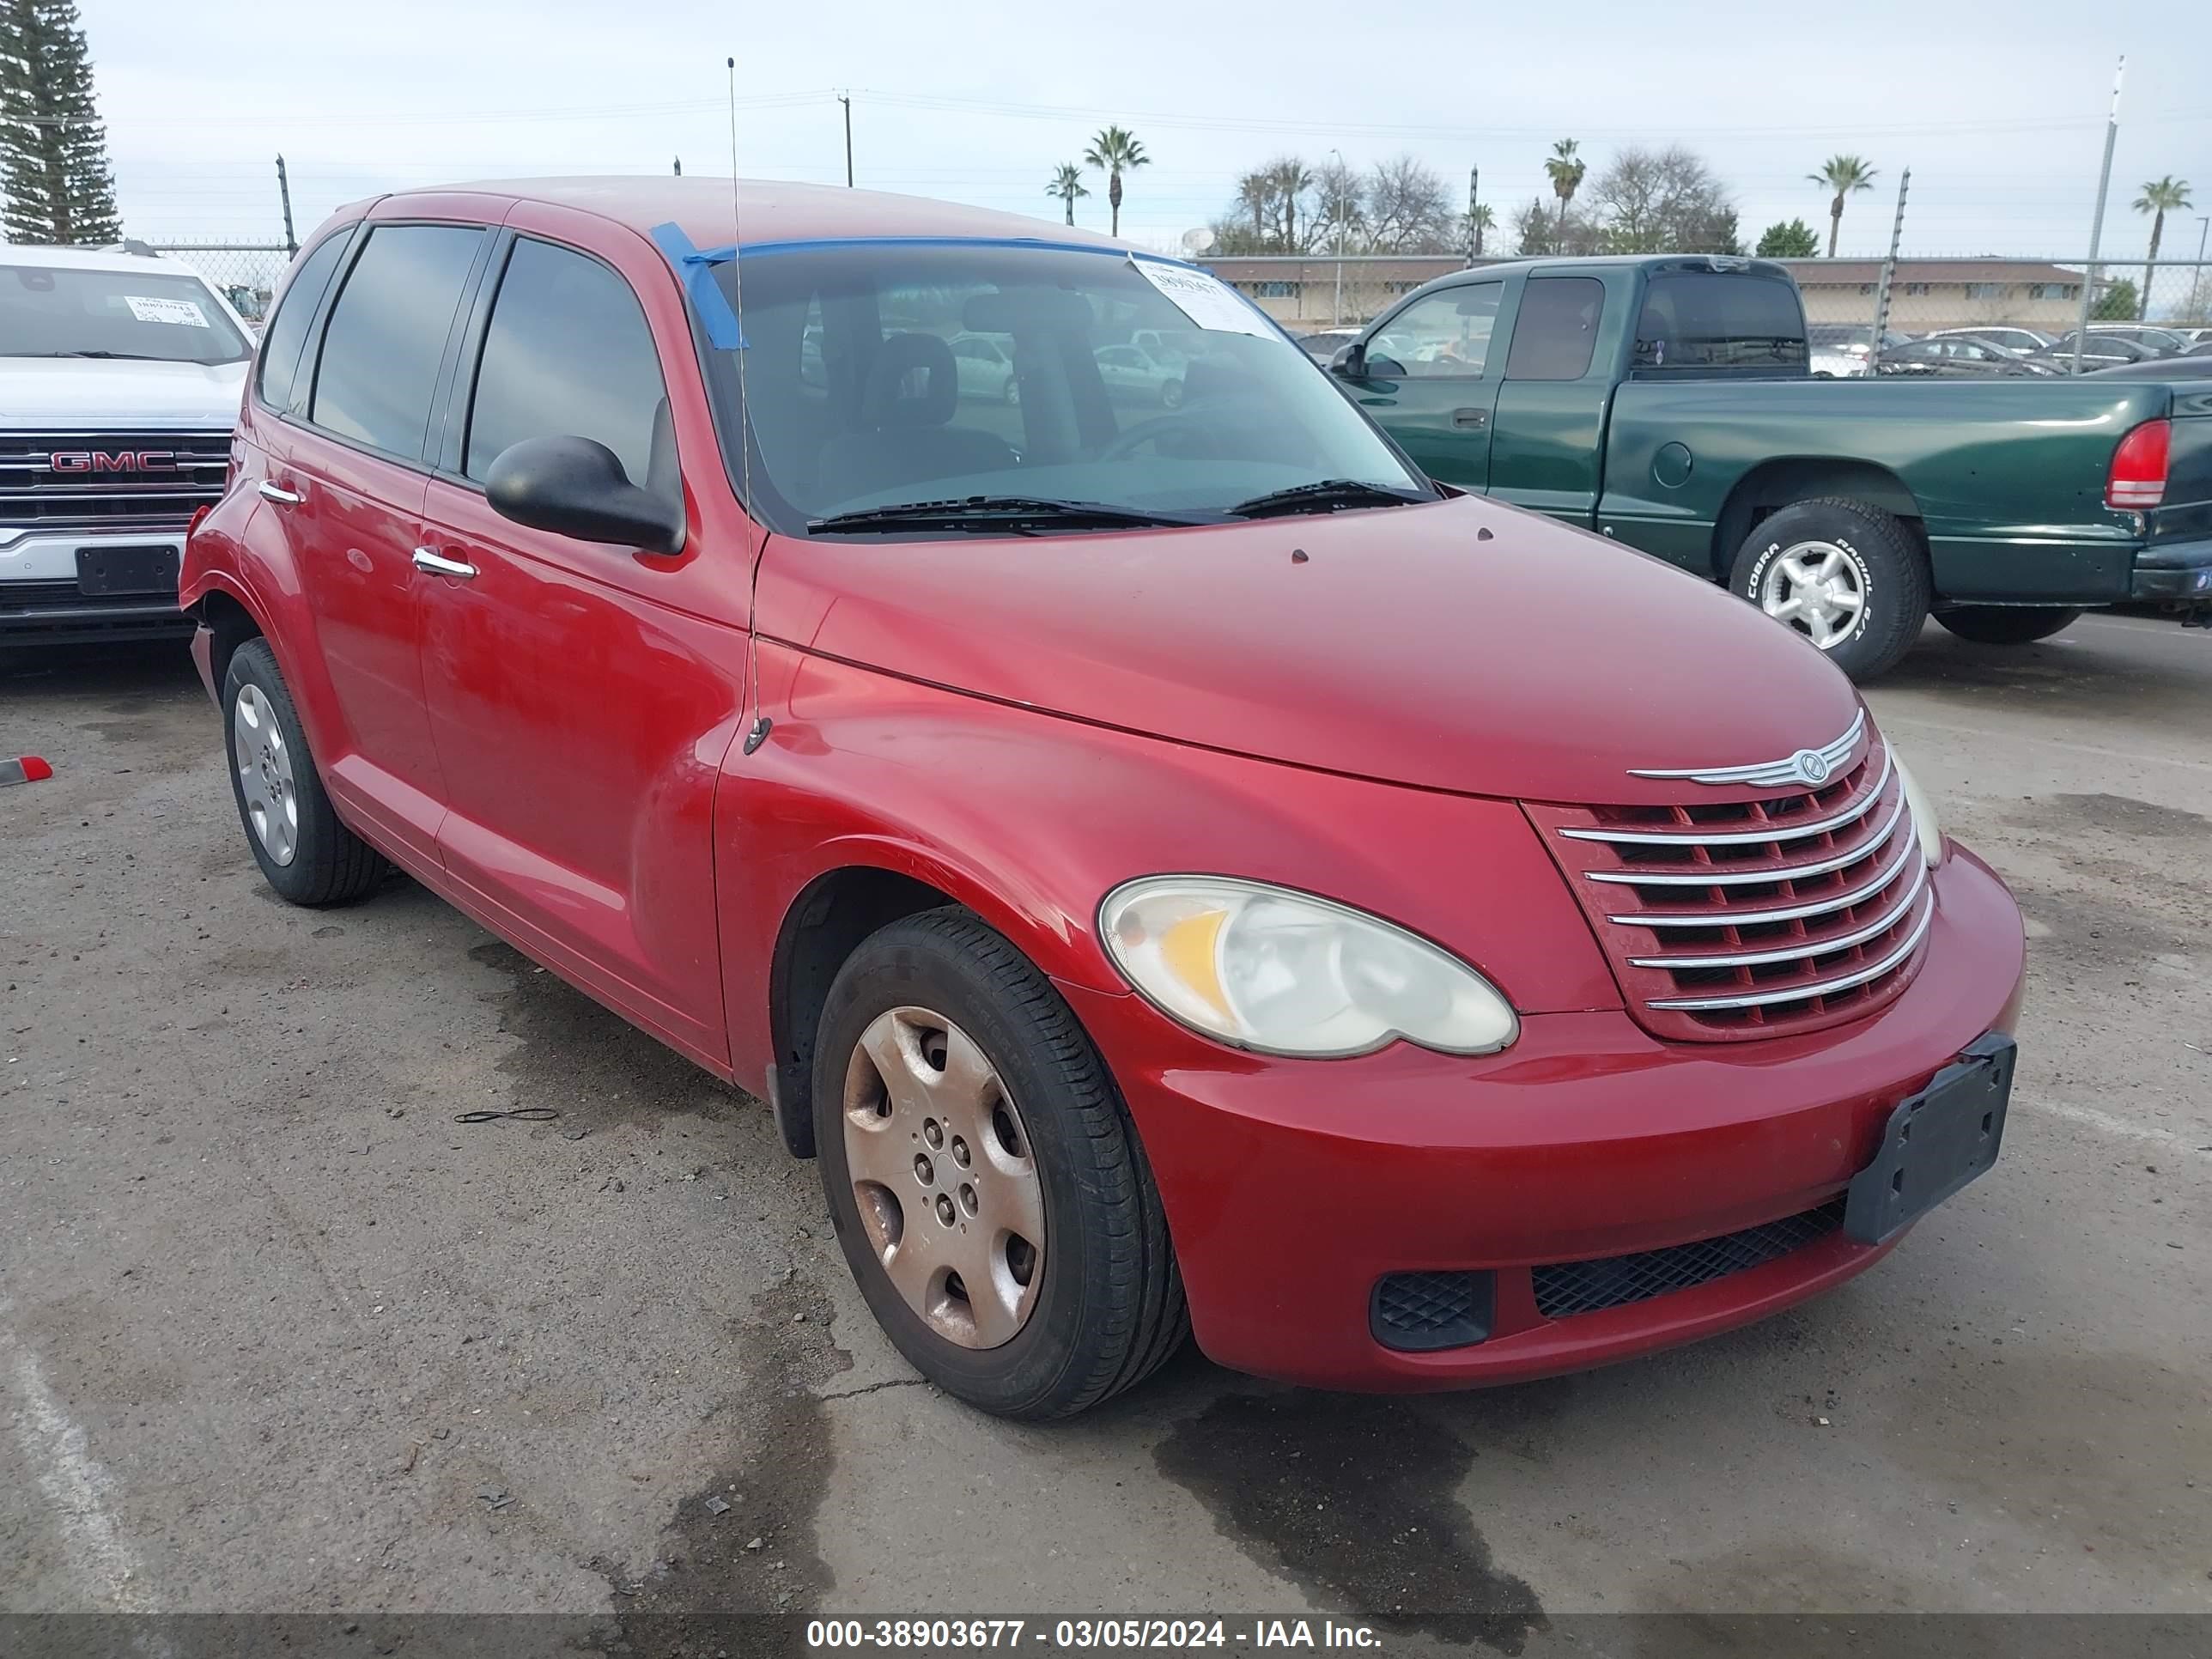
464 238 669 486
1633 272 1808 371
1504 277 1604 380
311 224 485 459
255 230 353 413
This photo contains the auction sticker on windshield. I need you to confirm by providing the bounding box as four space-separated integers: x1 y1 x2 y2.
1132 260 1273 337
125 295 210 326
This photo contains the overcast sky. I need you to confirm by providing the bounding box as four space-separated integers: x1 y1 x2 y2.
82 0 2210 262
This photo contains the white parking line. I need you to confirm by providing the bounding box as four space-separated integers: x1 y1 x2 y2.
1877 712 2212 776
2021 1097 2198 1149
1 1304 155 1612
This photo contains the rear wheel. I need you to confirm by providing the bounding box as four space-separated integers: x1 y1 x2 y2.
1729 496 1930 682
222 639 387 906
812 908 1187 1419
1936 605 2083 646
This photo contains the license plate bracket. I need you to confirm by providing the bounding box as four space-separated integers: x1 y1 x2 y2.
1845 1032 2015 1245
76 544 180 598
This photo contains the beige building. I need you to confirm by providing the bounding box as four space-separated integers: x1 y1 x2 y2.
1205 254 2098 334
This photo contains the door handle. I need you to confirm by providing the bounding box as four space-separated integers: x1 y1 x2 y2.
1451 408 1488 429
257 480 305 505
411 547 479 580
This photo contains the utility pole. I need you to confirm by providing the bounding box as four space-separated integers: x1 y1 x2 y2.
1467 166 1480 265
1330 147 1346 325
838 93 854 187
2071 57 2124 374
274 155 296 257
1869 167 1910 362
672 155 682 176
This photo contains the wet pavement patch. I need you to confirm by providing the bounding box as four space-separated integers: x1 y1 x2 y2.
588 1273 850 1653
1154 1391 1546 1653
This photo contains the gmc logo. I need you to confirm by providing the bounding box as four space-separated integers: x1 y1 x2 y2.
49 450 176 473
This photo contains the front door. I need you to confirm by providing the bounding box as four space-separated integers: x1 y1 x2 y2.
1338 278 1504 493
270 221 489 862
1487 274 1613 526
414 229 745 1070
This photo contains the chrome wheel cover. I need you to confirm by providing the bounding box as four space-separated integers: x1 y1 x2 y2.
232 684 299 866
842 1006 1045 1350
1759 539 1867 652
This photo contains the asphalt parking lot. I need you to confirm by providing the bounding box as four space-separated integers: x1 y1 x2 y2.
3 614 2209 1650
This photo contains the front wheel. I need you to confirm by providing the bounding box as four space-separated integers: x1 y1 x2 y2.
1159 379 1185 410
1729 496 1931 682
1936 605 2083 646
812 908 1187 1419
222 638 387 906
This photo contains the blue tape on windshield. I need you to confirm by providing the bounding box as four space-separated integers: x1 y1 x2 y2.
649 222 744 349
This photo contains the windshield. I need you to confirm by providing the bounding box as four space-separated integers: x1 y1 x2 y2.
1 262 251 364
703 241 1426 534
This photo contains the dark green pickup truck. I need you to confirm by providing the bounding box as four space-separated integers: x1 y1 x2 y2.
1328 253 2212 678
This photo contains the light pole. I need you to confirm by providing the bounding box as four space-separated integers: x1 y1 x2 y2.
1329 147 1346 325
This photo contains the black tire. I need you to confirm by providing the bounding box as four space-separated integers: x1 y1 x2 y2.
221 638 387 907
1729 496 1932 682
812 908 1188 1419
1160 379 1184 410
1002 376 1020 406
1936 605 2083 646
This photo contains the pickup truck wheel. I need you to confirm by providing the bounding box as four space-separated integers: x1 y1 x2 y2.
222 639 388 906
1936 605 2083 646
1730 497 1930 681
812 908 1188 1419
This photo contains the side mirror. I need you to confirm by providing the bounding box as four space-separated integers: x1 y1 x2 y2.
1329 343 1366 380
483 435 684 556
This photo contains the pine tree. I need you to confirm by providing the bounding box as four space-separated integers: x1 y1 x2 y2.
0 0 123 246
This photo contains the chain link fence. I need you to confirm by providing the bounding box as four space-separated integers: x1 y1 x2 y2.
146 240 295 325
1200 252 2212 352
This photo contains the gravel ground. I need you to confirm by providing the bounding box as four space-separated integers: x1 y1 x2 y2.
3 614 2207 1651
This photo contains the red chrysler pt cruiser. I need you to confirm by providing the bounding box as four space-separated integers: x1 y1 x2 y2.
181 179 2027 1418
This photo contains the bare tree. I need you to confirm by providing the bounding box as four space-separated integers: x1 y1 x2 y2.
1364 154 1455 252
1590 145 1737 253
1314 154 1364 252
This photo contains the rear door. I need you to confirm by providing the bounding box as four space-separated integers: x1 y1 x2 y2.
414 221 747 1071
1487 274 1615 525
260 218 491 862
1340 277 1505 490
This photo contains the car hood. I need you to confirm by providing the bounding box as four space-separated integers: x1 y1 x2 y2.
0 357 247 428
758 494 1863 804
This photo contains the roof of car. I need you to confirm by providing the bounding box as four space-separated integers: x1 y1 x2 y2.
0 242 210 275
412 176 1130 255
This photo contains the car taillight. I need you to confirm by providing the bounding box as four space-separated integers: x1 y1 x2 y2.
2106 418 2169 510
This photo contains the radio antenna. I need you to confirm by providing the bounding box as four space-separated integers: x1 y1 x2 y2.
726 54 772 757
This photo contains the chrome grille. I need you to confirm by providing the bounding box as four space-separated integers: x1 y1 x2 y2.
1528 729 1934 1042
0 430 230 531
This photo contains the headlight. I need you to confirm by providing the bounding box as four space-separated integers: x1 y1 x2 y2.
1098 877 1518 1058
1894 752 1946 866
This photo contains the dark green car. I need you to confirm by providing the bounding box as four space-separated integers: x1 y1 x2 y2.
1330 254 2212 678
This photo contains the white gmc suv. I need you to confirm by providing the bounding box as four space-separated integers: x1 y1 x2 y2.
2 244 252 647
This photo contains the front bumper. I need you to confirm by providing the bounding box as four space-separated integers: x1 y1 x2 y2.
1060 847 2026 1391
2130 537 2212 602
1 527 192 647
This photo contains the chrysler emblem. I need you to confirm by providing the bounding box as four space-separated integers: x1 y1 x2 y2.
1793 749 1830 786
1626 708 1868 788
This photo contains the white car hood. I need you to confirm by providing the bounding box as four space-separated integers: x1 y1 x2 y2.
0 357 247 430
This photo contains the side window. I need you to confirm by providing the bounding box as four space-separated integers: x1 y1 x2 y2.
465 238 669 486
1370 284 1500 377
255 229 353 414
311 225 485 459
1504 276 1604 381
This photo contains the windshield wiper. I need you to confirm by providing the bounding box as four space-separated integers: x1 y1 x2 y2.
1227 479 1427 519
808 495 1210 535
17 349 166 361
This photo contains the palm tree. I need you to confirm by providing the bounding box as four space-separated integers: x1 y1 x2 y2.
1272 157 1316 251
1543 140 1586 247
1083 126 1150 238
1046 162 1089 228
1808 155 1878 258
2133 176 2193 320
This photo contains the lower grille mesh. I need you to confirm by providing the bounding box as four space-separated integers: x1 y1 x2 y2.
1371 1270 1492 1352
1531 1198 1847 1320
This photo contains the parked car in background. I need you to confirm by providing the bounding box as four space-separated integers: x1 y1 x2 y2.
950 332 1019 403
1808 323 1910 364
2087 351 2212 380
181 178 2030 1419
1092 341 1185 406
1130 326 1200 363
2033 332 2160 372
1921 326 2056 356
1334 253 2212 678
2085 325 2191 356
2 244 254 647
1809 346 1867 379
1295 327 1362 362
1875 337 2058 378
